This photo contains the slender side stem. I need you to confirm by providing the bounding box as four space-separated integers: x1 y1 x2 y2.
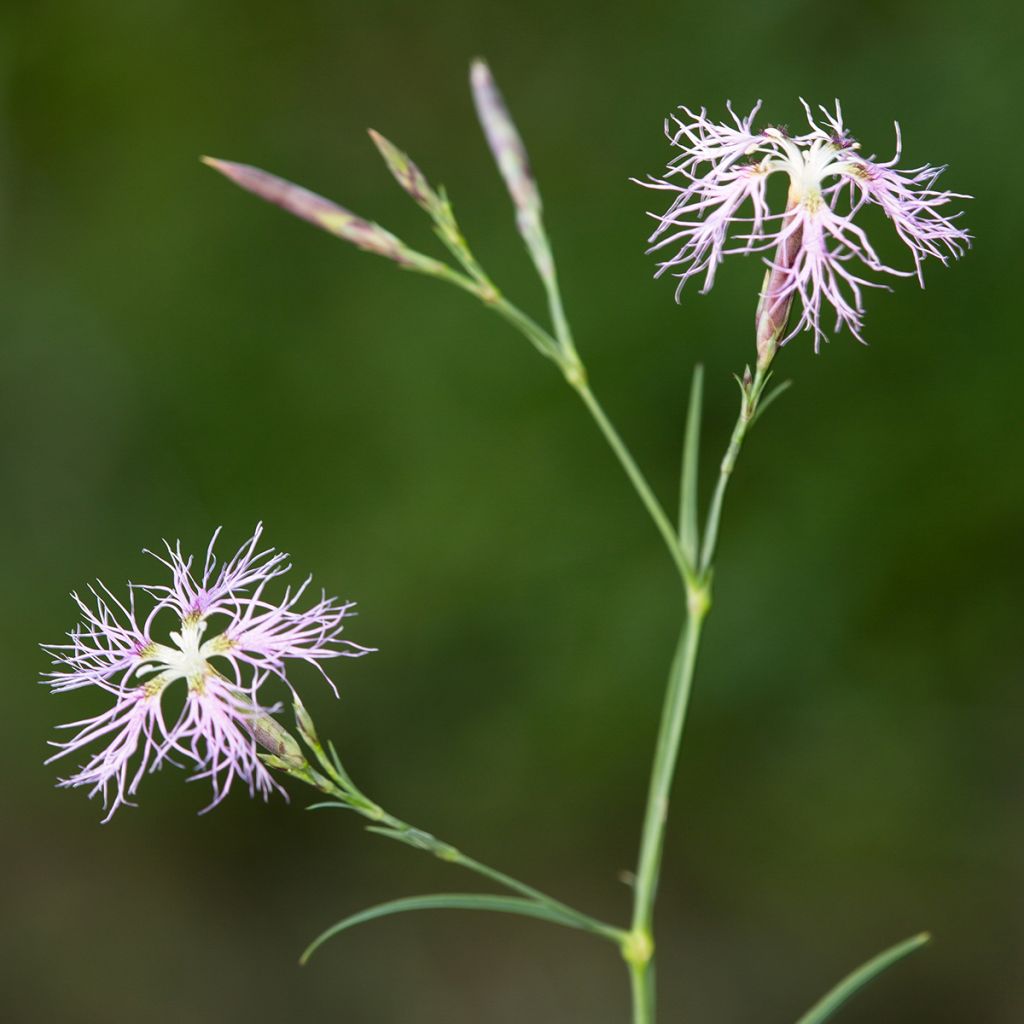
428 267 692 589
573 381 694 587
434 836 624 943
489 293 563 362
699 363 768 574
303 771 625 945
539 253 578 366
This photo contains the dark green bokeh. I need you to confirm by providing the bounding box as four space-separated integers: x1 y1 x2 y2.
1 1 1019 1021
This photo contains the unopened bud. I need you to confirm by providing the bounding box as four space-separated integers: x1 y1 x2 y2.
246 711 307 771
754 204 802 370
368 130 440 216
470 60 552 280
203 156 414 265
293 697 319 749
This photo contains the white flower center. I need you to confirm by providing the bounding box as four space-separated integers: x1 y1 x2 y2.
141 615 232 692
762 136 856 212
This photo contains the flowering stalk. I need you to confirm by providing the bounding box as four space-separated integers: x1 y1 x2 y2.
118 67 966 1024
204 105 686 585
470 59 578 372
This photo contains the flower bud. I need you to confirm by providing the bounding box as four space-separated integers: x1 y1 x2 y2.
470 60 553 281
292 696 320 750
203 156 415 265
755 203 802 369
246 710 307 772
368 130 440 216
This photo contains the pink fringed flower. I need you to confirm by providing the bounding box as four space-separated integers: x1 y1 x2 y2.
44 524 373 821
639 100 970 351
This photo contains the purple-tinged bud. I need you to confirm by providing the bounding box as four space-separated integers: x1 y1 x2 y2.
202 156 413 265
470 59 552 279
248 711 308 772
368 130 439 215
754 198 802 369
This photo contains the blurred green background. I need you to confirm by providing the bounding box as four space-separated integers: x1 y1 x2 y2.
1 1 1019 1021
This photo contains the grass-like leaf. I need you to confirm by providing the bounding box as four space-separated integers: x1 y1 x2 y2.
678 364 704 566
795 933 930 1024
750 377 793 426
300 893 594 965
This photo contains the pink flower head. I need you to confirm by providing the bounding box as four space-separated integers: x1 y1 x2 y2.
638 99 970 349
43 524 374 821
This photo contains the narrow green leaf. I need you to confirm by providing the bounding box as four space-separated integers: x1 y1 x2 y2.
305 801 353 812
751 378 793 426
326 740 357 789
795 933 930 1024
300 894 589 964
678 364 704 566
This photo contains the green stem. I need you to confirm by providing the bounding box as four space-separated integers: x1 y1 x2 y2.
629 599 707 940
699 363 768 574
302 770 625 945
445 270 690 585
401 243 778 1020
626 362 772 1024
629 958 655 1024
442 272 692 590
489 293 563 362
538 250 578 365
573 381 694 588
437 837 623 943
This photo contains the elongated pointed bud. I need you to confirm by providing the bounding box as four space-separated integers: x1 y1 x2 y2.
469 60 552 280
246 711 307 772
755 200 802 369
293 696 320 751
368 130 440 215
203 156 416 266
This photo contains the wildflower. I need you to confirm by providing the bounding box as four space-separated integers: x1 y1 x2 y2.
43 524 373 820
639 100 970 358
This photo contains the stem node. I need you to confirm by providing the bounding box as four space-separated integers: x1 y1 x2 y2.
563 356 588 389
686 582 712 620
621 928 655 968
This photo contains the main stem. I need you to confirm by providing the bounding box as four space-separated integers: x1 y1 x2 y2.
436 266 781 1020
626 592 707 1018
624 363 771 1024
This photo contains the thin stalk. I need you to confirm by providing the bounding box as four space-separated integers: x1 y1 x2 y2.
303 771 625 945
539 252 578 365
435 269 691 587
441 841 624 943
699 363 769 574
573 381 694 588
488 293 563 362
